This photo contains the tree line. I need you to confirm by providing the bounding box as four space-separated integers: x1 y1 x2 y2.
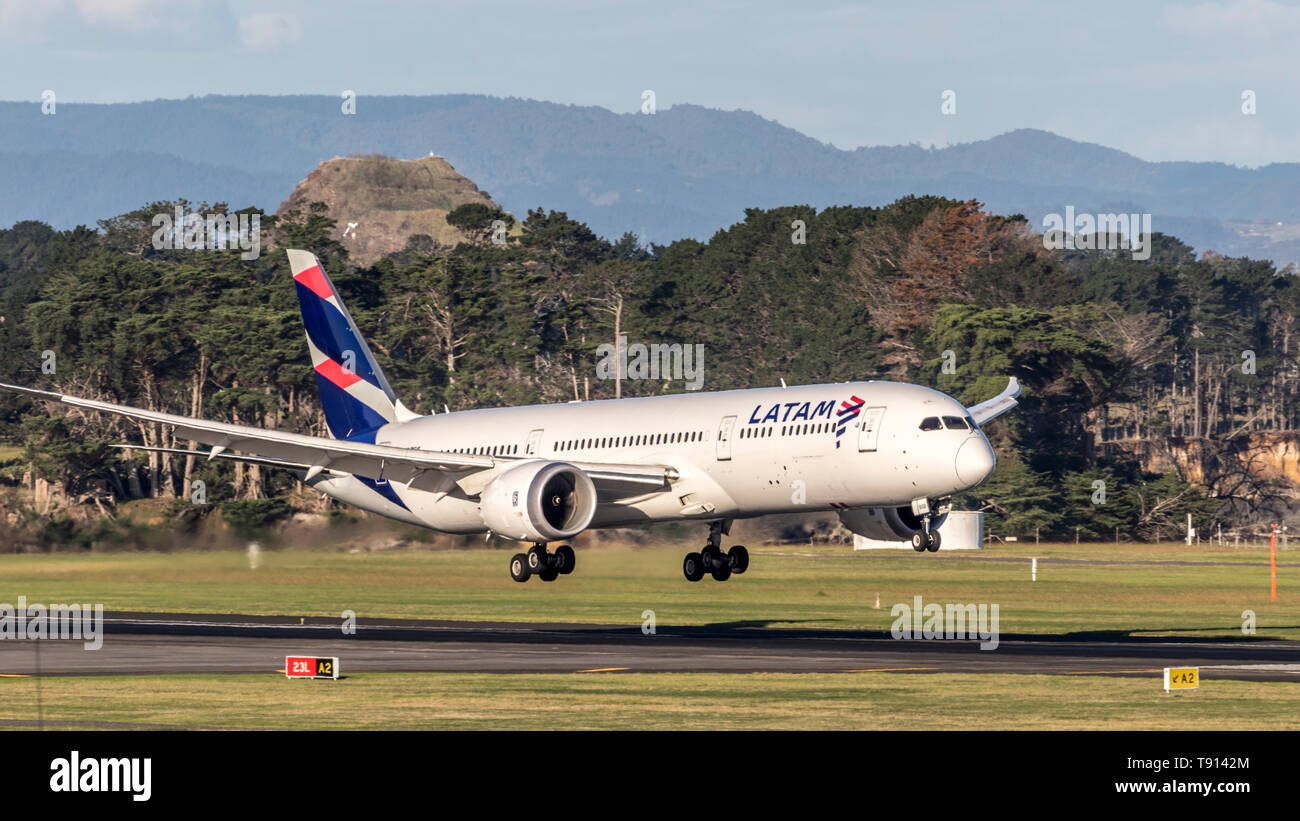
1 194 1295 544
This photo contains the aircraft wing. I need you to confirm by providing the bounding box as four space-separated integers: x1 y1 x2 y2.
966 377 1021 426
111 445 313 473
2 383 491 487
5 383 676 495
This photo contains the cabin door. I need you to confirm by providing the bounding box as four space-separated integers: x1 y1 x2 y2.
857 407 885 452
716 416 736 461
525 428 544 456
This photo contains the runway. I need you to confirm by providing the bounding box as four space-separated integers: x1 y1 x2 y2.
1 612 1298 680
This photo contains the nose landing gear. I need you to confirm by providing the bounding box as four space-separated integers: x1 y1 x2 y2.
910 529 941 552
910 500 942 552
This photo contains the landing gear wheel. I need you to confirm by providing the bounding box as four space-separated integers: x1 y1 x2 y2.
911 532 928 552
711 562 732 582
527 544 548 571
925 531 942 552
554 544 576 575
538 566 559 582
683 552 705 582
701 545 722 569
510 554 531 582
728 545 749 574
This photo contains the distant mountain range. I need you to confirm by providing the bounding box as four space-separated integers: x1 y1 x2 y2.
2 94 1298 263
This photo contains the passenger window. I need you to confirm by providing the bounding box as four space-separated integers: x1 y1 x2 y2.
919 417 942 431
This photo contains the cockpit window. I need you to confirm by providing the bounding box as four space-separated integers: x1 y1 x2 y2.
919 416 942 431
942 416 969 430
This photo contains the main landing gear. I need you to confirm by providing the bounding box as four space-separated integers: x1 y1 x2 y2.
684 521 749 582
510 543 576 583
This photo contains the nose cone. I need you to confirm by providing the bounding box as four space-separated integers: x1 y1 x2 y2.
955 436 996 486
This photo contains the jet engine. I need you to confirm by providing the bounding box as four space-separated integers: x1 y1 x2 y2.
838 506 948 541
480 461 598 542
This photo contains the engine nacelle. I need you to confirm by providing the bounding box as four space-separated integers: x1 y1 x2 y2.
480 461 598 542
838 506 948 542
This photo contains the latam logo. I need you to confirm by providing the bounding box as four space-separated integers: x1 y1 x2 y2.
747 399 837 425
835 395 865 448
746 396 865 447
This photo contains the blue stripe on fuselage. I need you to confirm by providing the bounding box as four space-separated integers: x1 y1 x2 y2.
355 476 410 511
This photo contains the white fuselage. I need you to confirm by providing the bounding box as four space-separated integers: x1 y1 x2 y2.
309 380 996 535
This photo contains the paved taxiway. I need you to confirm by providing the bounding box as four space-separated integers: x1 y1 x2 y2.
0 612 1297 680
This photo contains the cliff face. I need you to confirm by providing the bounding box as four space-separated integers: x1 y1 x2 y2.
1106 432 1300 498
276 154 501 265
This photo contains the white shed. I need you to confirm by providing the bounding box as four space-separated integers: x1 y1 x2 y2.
852 511 983 550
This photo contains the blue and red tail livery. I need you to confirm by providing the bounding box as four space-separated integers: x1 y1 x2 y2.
288 249 399 440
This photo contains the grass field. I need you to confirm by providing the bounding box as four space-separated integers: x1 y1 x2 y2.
1 671 1296 730
0 541 1294 730
0 541 1293 638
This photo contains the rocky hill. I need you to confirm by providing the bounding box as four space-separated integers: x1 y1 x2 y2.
276 153 501 265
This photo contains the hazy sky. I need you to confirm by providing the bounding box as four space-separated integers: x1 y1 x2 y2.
2 0 1298 166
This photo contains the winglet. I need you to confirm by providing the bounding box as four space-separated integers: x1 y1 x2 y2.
966 377 1021 426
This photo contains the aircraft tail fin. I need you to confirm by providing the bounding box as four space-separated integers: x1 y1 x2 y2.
288 249 418 440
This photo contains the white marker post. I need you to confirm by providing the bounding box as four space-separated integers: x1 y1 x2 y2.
1031 557 1037 582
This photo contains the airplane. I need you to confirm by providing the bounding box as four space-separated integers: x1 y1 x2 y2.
1 249 1020 583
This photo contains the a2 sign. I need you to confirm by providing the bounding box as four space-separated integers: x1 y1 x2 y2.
1164 667 1198 693
286 656 340 680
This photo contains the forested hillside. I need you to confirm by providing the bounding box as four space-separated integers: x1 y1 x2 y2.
1 193 1296 547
